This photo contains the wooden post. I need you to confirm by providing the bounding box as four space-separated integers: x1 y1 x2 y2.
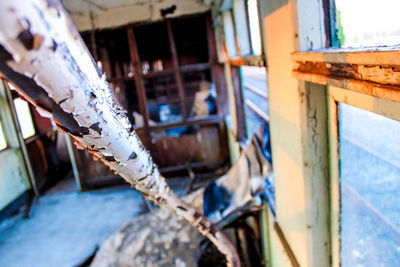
126 27 151 148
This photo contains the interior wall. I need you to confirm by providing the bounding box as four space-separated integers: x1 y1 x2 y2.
262 2 308 264
0 150 30 211
64 0 210 32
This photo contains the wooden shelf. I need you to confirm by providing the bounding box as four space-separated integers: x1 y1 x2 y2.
148 115 221 131
107 62 211 82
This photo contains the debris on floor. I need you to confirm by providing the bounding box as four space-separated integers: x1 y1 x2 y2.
91 190 205 267
91 135 271 266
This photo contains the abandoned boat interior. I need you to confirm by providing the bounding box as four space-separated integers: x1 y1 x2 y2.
0 0 400 266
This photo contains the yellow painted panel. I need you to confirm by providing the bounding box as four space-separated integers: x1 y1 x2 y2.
263 3 309 266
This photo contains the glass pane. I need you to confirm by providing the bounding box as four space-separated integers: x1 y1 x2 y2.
335 0 400 48
222 11 237 59
13 98 35 139
241 66 268 138
247 0 262 56
233 0 251 56
0 121 7 151
339 103 400 266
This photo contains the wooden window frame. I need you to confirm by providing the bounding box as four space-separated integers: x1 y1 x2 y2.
327 85 400 266
292 6 400 264
216 0 266 67
291 2 400 265
293 49 400 104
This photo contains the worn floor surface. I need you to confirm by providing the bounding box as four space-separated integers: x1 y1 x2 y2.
0 177 148 267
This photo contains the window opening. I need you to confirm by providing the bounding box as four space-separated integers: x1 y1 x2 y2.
240 66 273 211
241 66 268 138
246 0 262 55
233 0 251 56
339 103 400 266
334 0 400 48
13 97 35 139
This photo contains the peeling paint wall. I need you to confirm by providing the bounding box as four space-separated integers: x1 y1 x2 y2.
261 1 308 265
63 0 211 31
260 0 330 266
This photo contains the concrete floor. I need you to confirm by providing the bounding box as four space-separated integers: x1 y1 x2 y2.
0 177 148 267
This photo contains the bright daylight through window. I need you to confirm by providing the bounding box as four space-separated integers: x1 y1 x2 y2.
339 103 400 266
335 0 400 47
13 98 35 139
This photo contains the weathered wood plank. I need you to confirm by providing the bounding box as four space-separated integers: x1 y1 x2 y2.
293 71 400 103
126 27 151 147
292 48 400 65
294 61 400 86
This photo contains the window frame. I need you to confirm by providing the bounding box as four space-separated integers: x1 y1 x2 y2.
292 1 400 266
327 85 400 266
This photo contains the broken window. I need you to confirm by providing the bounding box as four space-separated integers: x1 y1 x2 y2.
334 0 400 47
339 103 400 266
